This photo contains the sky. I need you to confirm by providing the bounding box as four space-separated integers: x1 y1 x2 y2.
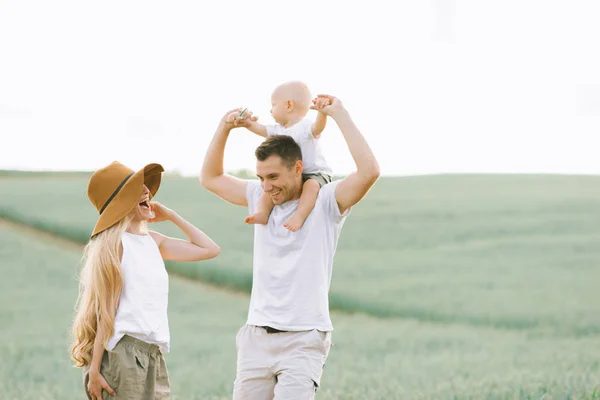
0 0 599 177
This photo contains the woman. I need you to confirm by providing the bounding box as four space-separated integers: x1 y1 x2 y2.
70 161 220 400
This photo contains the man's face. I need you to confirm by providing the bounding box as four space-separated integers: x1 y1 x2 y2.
256 155 303 205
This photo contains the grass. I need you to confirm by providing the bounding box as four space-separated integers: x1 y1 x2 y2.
2 173 600 336
2 223 600 399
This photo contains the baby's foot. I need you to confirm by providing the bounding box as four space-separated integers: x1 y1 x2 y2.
283 213 305 232
245 212 269 225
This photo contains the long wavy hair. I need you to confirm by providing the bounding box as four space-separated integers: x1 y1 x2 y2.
70 216 133 367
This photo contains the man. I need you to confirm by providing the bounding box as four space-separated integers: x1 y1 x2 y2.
199 94 380 399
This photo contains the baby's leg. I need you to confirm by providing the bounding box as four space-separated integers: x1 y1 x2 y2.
245 191 274 225
284 178 320 232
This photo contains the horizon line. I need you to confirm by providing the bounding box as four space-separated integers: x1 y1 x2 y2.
1 168 599 179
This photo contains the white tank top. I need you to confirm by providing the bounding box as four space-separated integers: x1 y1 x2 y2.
106 231 170 353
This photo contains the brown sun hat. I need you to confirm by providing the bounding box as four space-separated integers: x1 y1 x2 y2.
87 161 164 238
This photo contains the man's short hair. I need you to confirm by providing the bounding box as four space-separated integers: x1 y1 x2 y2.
255 135 302 169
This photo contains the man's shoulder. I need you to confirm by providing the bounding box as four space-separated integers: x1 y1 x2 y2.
317 179 337 197
246 180 263 203
315 180 338 211
316 180 351 222
247 179 262 193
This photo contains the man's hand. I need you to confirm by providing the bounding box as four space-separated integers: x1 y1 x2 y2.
222 108 258 129
310 94 344 118
311 96 332 112
87 370 115 400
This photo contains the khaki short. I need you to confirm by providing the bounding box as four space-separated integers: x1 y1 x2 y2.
82 335 170 400
233 325 332 399
302 172 332 188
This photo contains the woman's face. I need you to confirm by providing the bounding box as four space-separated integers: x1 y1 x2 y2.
128 184 153 222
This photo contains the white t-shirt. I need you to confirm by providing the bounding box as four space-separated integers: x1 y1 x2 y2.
266 119 333 176
245 179 350 331
107 232 170 353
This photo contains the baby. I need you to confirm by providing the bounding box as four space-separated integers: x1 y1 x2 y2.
230 81 332 232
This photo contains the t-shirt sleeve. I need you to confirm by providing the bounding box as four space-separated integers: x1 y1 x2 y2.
317 179 351 223
246 180 264 214
266 124 283 137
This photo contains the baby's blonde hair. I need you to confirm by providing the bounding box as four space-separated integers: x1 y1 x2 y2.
273 81 312 114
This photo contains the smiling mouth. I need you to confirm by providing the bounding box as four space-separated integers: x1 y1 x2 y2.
269 190 281 198
139 200 150 209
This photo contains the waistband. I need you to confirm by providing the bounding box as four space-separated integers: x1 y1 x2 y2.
117 335 162 356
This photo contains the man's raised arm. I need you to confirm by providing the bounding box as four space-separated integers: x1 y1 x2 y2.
312 95 380 215
199 108 253 207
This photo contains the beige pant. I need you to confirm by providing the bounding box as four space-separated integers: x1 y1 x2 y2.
82 335 170 400
302 172 332 188
233 325 332 400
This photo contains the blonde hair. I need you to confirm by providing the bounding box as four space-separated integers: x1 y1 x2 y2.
70 216 132 367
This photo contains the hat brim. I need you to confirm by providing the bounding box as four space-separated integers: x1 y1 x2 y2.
90 163 164 238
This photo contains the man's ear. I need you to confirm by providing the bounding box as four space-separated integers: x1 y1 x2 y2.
295 159 303 175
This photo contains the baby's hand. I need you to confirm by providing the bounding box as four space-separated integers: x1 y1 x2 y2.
310 94 344 117
312 96 332 112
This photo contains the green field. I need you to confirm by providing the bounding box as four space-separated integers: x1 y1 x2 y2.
1 172 600 398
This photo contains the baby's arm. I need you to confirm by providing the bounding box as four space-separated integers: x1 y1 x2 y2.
225 109 268 138
311 112 327 138
246 120 268 138
311 96 331 138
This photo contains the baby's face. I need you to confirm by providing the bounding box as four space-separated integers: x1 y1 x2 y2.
270 92 288 125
